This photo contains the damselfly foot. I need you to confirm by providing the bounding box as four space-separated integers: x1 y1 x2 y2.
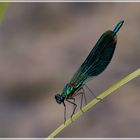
80 108 84 113
71 115 74 123
96 97 102 101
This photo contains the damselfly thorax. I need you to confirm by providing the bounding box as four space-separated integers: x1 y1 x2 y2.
62 83 82 97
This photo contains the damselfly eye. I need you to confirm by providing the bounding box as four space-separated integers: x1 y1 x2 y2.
55 94 63 104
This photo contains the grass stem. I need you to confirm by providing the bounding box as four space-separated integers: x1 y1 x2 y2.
47 68 140 139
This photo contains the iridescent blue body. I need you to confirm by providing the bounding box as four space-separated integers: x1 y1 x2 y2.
55 20 124 121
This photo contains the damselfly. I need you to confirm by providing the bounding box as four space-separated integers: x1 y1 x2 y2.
55 20 124 123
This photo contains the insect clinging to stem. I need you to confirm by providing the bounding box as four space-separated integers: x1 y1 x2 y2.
55 20 124 123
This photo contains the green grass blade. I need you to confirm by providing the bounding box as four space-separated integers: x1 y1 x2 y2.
47 68 140 139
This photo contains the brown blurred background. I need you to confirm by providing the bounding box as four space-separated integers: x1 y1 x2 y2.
0 2 140 138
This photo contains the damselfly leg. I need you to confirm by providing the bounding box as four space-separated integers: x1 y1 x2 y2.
63 85 101 124
63 102 66 124
72 87 87 112
66 98 77 122
83 84 102 100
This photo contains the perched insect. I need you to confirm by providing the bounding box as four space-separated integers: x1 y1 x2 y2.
55 20 124 123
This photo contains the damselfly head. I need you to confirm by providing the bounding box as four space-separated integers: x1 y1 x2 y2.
55 94 64 104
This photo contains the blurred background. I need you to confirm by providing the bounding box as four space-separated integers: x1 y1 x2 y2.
0 2 139 138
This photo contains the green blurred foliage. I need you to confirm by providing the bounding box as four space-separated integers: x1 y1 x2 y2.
0 2 8 24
